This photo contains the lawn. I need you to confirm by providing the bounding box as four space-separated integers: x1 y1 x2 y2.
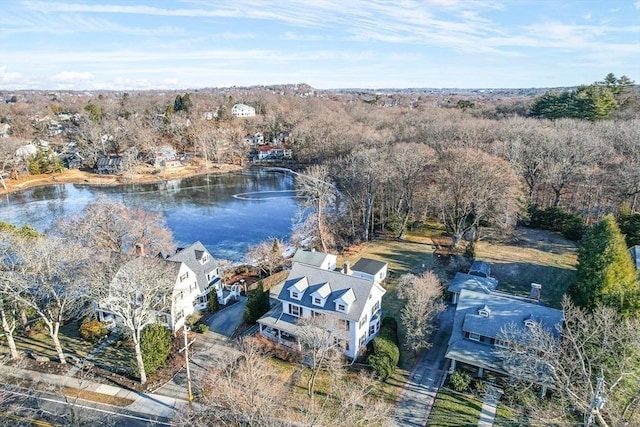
427 388 483 427
0 320 97 361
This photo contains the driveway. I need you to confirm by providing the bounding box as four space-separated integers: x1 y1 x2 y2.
391 304 456 426
205 295 248 337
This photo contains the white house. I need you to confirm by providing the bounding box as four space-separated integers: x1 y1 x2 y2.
349 258 388 285
97 242 223 333
291 249 337 271
231 103 256 117
166 241 222 311
258 259 387 359
96 256 200 333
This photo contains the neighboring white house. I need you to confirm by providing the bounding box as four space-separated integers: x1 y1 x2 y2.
231 103 256 117
258 259 387 359
97 241 223 333
291 249 337 271
349 258 388 285
166 241 222 311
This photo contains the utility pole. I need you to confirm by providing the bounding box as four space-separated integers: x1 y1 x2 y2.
179 323 196 403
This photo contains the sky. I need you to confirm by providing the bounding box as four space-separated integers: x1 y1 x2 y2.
0 0 639 90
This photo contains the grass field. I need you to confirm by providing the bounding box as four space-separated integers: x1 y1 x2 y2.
427 388 483 427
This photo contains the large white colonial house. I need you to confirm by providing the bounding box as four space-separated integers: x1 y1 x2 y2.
258 256 387 359
231 103 256 117
97 242 222 333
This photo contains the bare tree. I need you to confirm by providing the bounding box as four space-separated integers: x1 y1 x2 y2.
296 164 338 253
0 236 88 364
397 271 445 356
88 255 177 384
176 340 287 427
245 238 283 278
388 143 434 239
54 196 175 256
296 314 348 398
432 148 522 247
497 298 640 426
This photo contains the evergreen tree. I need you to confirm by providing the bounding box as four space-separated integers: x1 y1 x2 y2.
569 215 639 316
243 283 270 324
173 95 184 113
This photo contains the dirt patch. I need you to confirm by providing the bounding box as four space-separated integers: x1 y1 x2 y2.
0 163 243 196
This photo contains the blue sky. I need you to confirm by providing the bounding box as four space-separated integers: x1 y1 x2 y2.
1 0 639 90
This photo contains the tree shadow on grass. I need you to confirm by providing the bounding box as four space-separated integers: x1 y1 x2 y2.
490 262 575 308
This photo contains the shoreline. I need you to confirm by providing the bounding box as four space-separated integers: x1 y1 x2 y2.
0 163 246 196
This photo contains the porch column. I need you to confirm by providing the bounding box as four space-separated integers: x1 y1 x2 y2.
449 359 457 373
477 367 484 378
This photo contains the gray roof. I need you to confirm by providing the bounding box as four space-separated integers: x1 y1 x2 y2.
630 245 640 270
351 258 387 276
446 289 563 373
119 256 183 296
469 260 491 278
447 272 498 295
292 249 334 268
168 241 218 293
277 262 383 322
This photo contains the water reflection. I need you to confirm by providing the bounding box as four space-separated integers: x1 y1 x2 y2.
0 170 298 261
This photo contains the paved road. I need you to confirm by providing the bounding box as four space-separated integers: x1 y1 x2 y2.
391 304 455 427
206 296 247 337
1 384 172 426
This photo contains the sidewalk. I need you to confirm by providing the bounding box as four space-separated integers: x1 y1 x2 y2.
478 385 503 427
0 364 189 419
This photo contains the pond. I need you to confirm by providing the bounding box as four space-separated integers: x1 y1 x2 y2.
0 169 299 262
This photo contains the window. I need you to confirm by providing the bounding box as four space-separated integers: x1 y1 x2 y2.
468 332 480 341
201 254 209 264
292 291 299 299
176 309 184 321
340 319 350 330
371 301 380 316
359 333 367 347
179 272 189 282
313 297 321 305
338 304 346 312
289 304 301 317
359 314 368 329
369 324 376 335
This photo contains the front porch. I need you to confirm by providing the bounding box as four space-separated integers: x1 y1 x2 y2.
257 306 302 351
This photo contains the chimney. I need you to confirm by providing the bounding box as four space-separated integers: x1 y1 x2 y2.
530 283 542 301
135 243 145 257
343 261 352 275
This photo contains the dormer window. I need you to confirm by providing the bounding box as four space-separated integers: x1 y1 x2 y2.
292 291 299 299
478 305 491 317
314 297 321 305
179 272 189 282
200 254 209 264
338 304 346 312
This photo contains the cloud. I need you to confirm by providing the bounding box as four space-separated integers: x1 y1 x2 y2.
0 66 23 82
636 0 640 9
49 71 93 82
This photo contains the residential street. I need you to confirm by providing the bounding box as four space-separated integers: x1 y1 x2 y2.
391 304 455 427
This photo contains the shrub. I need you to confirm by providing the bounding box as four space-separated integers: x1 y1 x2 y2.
140 324 173 377
207 292 219 312
368 318 400 380
527 205 585 241
185 312 202 328
449 371 471 392
79 320 108 343
195 323 209 333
